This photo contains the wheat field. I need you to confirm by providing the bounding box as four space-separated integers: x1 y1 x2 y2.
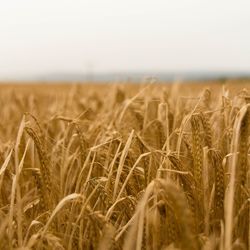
0 80 249 250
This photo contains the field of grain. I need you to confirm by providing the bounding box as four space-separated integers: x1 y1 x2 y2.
0 80 249 250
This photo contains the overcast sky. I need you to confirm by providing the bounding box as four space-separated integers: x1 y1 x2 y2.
0 0 250 78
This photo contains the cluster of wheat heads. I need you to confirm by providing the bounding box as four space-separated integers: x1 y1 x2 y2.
0 83 249 250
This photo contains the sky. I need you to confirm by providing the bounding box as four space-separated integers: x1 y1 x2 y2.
0 0 250 79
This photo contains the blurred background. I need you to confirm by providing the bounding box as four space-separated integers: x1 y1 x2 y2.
0 0 250 82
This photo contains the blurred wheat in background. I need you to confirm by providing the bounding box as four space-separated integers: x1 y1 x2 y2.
0 80 249 250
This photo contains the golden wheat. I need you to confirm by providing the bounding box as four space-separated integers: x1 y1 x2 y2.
0 81 249 250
